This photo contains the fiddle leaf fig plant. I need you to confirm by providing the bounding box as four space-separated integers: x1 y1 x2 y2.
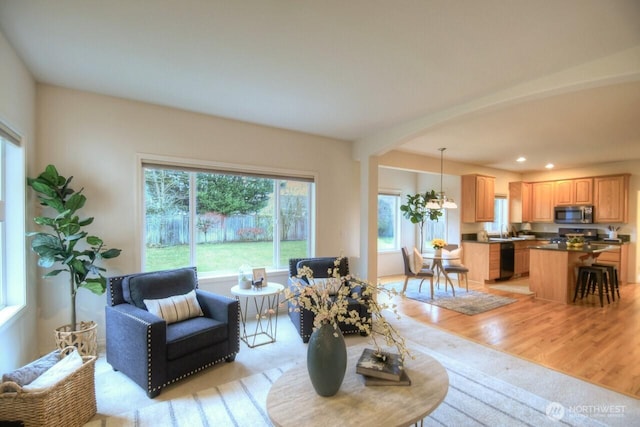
27 164 122 329
400 190 443 252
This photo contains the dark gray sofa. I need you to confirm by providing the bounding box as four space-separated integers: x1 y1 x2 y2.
288 257 369 343
105 267 239 397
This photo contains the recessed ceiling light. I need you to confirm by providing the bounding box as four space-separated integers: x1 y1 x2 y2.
545 163 554 169
516 157 526 162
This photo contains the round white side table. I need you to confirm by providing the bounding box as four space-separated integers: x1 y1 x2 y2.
230 282 284 348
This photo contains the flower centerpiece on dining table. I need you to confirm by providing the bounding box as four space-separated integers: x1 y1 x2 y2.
283 257 412 396
431 238 447 256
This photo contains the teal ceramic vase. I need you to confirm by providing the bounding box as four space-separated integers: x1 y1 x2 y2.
306 323 347 397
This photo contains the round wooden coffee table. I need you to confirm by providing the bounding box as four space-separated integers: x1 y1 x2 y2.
266 345 448 427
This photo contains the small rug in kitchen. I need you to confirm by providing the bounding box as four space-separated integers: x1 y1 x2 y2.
488 283 535 295
405 287 517 315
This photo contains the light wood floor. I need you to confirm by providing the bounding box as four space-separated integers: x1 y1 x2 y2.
380 274 640 399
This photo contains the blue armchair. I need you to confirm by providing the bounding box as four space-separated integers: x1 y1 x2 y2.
105 267 239 397
287 257 369 343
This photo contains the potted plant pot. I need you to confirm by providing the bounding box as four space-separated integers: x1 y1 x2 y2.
55 321 98 357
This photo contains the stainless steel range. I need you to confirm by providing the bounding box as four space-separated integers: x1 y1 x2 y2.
549 227 599 244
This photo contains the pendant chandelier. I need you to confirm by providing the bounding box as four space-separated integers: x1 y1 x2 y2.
425 148 457 210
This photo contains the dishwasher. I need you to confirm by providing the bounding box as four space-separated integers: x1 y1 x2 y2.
499 241 515 280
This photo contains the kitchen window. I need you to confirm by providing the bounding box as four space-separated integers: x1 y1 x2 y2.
142 163 314 276
484 195 508 235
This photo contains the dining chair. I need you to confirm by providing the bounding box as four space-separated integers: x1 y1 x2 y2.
401 247 435 297
442 244 469 292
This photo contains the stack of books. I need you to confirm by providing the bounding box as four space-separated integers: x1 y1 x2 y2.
355 348 411 386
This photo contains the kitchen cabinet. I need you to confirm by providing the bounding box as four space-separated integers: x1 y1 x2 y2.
513 241 529 276
531 182 554 223
593 174 629 223
511 173 628 224
461 174 495 223
461 242 500 283
513 240 548 276
574 178 593 205
489 243 500 280
595 244 628 285
508 181 531 223
554 178 593 206
529 247 580 304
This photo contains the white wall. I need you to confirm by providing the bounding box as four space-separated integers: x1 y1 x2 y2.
34 85 360 353
0 30 37 371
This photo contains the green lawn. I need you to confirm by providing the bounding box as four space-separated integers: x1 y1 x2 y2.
145 240 309 274
378 237 395 250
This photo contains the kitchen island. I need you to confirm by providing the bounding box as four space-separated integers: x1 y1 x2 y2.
529 243 619 304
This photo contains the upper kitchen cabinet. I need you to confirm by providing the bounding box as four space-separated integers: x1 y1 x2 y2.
531 181 554 222
553 178 593 206
593 174 630 223
461 174 495 222
509 181 532 223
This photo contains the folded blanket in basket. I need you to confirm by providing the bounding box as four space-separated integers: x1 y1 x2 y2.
21 349 83 392
1 350 60 387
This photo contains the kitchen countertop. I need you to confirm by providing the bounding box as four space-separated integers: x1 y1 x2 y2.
462 238 628 245
529 243 619 253
462 238 545 244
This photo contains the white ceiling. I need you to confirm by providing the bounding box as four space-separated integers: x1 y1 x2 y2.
1 0 639 172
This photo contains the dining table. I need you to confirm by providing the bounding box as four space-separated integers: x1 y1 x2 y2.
422 251 460 295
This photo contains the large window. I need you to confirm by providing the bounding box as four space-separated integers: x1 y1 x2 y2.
0 122 25 327
0 138 5 310
377 194 400 251
143 165 314 275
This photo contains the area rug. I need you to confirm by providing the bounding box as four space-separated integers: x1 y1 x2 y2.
488 284 535 295
405 288 517 315
85 349 606 427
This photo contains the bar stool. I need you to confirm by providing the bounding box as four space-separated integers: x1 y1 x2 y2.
593 263 619 301
573 265 609 307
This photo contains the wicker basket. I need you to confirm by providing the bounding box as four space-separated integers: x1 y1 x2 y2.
0 348 97 427
55 321 98 357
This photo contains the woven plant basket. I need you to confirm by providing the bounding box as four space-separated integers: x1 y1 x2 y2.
0 348 97 427
54 321 98 357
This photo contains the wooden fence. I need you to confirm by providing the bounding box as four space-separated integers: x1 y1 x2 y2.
146 214 307 246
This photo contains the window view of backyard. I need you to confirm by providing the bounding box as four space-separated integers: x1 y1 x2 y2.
144 167 313 275
378 194 400 251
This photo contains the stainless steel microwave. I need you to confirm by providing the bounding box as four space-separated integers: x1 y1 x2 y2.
554 205 594 224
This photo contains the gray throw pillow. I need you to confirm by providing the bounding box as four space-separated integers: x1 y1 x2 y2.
2 349 61 386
